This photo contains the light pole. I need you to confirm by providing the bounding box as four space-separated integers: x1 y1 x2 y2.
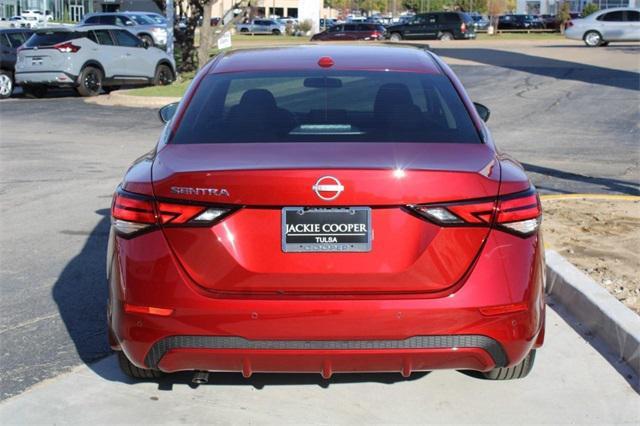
166 0 174 62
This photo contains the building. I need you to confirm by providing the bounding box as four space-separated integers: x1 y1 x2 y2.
516 0 638 14
0 0 92 20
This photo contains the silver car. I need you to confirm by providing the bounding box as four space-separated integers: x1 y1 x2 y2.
15 25 175 97
236 19 286 35
81 12 168 48
565 7 640 47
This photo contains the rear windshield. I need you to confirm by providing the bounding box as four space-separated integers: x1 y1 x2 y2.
25 31 85 47
172 70 481 144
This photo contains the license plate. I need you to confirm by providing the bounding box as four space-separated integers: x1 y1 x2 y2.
282 207 371 252
31 57 43 66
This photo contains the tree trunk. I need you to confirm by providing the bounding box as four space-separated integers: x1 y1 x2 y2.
197 3 213 69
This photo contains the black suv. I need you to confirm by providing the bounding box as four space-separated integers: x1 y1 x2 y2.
498 14 545 30
0 28 34 99
386 12 475 41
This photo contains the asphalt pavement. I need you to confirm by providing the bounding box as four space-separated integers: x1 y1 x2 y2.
0 40 638 416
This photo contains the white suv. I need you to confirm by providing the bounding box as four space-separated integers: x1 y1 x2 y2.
15 25 175 97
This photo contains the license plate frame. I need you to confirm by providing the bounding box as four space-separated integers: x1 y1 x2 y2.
281 207 372 253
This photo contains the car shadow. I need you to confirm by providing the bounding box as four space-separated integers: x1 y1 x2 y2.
522 162 640 195
431 47 640 91
52 209 112 366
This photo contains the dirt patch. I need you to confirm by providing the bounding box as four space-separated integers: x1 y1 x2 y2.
542 197 640 314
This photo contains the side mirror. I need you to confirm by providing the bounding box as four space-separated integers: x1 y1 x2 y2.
474 102 490 122
159 102 179 123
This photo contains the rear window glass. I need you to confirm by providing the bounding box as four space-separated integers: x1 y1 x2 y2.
172 71 481 144
25 31 85 47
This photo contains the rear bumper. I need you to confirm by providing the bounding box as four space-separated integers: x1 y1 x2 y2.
109 228 545 375
15 71 76 86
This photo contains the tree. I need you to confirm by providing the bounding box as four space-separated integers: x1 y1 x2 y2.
581 3 599 18
153 0 206 72
557 0 571 34
487 0 507 34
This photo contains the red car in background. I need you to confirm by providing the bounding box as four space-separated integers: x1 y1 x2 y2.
109 45 544 382
311 23 386 41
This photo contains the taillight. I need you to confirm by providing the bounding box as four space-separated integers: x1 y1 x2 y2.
53 42 81 53
111 189 234 237
371 31 381 39
461 22 467 33
407 188 541 237
495 189 541 236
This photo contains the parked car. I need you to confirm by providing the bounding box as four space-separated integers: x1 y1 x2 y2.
81 12 168 47
470 14 490 30
498 14 544 30
236 19 285 35
565 8 640 47
319 18 337 28
9 16 37 29
142 12 168 26
311 23 386 41
110 44 544 382
21 10 50 22
15 26 175 97
538 14 560 31
386 12 476 41
0 28 33 99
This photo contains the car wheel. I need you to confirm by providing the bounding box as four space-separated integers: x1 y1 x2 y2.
76 66 103 97
0 70 13 99
117 351 163 379
22 84 48 98
153 64 173 86
438 31 453 41
482 349 536 380
240 28 249 33
389 32 402 42
272 29 281 35
140 34 154 47
583 30 603 47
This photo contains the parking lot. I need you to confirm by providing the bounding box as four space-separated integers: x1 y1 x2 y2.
0 39 638 421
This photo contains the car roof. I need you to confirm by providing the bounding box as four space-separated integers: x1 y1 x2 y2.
33 24 123 32
210 45 441 75
0 28 33 33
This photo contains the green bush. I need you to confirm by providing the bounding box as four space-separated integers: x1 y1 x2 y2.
581 3 599 18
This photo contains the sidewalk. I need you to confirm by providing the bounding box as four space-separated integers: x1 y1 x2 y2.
1 308 637 425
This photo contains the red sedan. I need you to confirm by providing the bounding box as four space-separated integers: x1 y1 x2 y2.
109 45 545 382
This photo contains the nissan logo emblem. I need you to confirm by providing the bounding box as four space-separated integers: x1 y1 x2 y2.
313 176 344 201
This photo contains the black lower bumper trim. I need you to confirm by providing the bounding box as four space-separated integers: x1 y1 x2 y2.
145 335 507 369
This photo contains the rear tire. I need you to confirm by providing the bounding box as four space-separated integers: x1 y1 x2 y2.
75 66 103 97
22 84 48 98
583 30 603 47
152 64 173 86
0 70 13 99
389 32 402 41
272 29 281 35
482 349 536 380
117 351 163 379
240 28 249 33
438 31 453 41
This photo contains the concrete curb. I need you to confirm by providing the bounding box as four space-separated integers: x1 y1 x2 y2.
545 250 640 377
83 90 180 109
